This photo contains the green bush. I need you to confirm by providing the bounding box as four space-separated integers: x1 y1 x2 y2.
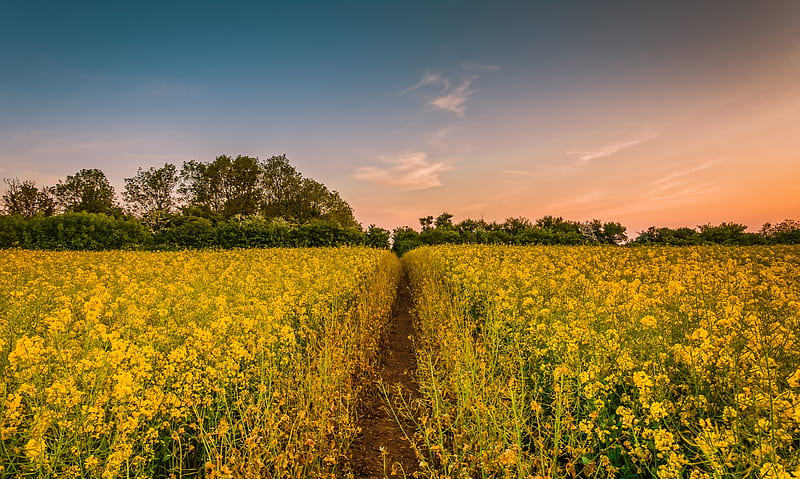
153 216 217 249
0 212 151 250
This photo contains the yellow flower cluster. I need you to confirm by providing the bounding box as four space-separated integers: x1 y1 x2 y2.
1 248 400 478
403 245 800 478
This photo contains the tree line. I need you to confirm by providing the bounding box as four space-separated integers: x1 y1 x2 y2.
2 155 357 225
2 157 798 252
633 221 800 246
0 155 391 250
391 213 628 255
389 213 800 255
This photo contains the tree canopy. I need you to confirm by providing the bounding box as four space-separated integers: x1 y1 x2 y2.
123 163 179 216
1 178 56 217
4 157 800 252
178 154 358 227
54 169 117 215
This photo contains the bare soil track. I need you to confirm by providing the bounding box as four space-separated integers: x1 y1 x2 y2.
349 273 420 478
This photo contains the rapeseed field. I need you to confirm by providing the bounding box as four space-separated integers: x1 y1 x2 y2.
403 245 800 478
0 248 400 478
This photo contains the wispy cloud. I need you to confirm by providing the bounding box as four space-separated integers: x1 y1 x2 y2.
567 133 659 162
403 63 498 116
644 161 719 202
354 152 453 190
646 183 718 202
400 72 447 94
429 79 473 115
652 161 716 185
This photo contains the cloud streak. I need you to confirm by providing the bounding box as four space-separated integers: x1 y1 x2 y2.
652 161 716 185
645 161 719 202
354 152 453 190
400 72 446 94
403 63 498 116
429 79 473 115
567 133 659 161
646 183 718 202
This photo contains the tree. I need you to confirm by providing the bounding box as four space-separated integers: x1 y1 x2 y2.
419 216 434 231
600 221 628 245
261 154 303 218
179 154 359 227
502 217 532 235
392 226 423 256
365 225 391 249
434 212 454 229
536 215 580 234
179 155 263 216
456 218 489 234
123 163 179 216
697 222 753 244
761 220 800 244
289 178 359 227
54 169 117 214
582 219 627 244
635 226 698 244
1 178 56 217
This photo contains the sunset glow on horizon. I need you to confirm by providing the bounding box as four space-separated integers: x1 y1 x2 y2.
2 1 798 235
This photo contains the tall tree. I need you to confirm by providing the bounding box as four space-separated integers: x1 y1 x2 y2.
419 216 434 231
123 163 179 216
1 178 56 217
179 153 358 227
435 212 455 229
54 169 117 214
502 217 532 235
585 219 628 244
261 154 303 218
180 155 263 216
536 215 580 234
290 178 358 227
259 154 357 227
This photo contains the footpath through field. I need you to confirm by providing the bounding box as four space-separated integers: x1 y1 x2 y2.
350 273 420 478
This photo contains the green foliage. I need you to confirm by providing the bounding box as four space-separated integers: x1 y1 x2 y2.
394 213 620 255
178 154 359 227
214 217 292 248
434 212 454 229
420 227 460 246
1 178 56 217
586 219 628 245
0 214 29 247
0 212 151 250
154 216 217 249
634 222 775 246
392 226 424 256
179 155 263 216
761 220 800 244
123 163 179 218
0 212 380 251
292 222 363 247
635 226 699 245
364 225 391 249
54 169 118 214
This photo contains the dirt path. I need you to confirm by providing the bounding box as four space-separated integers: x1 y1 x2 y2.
349 273 420 478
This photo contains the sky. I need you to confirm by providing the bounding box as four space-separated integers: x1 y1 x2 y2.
1 0 798 235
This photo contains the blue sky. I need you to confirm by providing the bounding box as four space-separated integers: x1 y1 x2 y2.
2 1 799 232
